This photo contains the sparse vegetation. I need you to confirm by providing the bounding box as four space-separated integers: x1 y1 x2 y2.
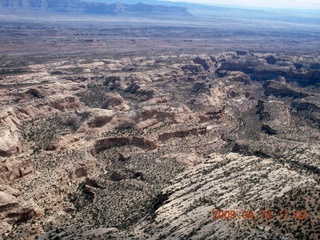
0 13 319 240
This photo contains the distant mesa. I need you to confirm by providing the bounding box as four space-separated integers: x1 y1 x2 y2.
0 0 193 17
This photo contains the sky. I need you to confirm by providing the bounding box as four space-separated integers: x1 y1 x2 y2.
166 0 320 9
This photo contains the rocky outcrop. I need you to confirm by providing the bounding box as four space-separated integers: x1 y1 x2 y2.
181 64 203 73
266 55 277 64
264 80 309 98
192 83 232 112
49 95 80 111
86 109 115 128
0 158 33 183
191 82 206 92
291 96 320 111
0 127 20 157
292 96 320 127
225 71 251 84
68 167 88 179
94 136 157 153
193 56 211 71
125 82 157 100
0 107 21 157
25 88 45 98
0 107 20 132
0 191 19 210
216 53 320 87
218 55 265 74
101 93 130 111
290 69 320 87
103 75 127 91
125 82 142 94
136 104 197 129
125 73 152 83
143 153 319 239
256 100 291 134
0 186 36 236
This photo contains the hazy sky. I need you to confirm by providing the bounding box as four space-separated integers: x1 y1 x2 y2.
167 0 320 9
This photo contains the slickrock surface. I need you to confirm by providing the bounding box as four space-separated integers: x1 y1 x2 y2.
0 51 319 239
141 153 319 240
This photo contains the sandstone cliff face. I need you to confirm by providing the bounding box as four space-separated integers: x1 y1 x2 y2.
0 158 33 184
101 93 130 111
0 185 36 236
0 108 22 157
48 95 80 111
0 127 20 157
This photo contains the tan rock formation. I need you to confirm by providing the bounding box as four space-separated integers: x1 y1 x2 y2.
0 186 36 236
49 95 81 111
0 158 33 184
0 127 21 157
101 93 130 111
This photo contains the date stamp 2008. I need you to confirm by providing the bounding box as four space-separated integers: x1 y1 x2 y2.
212 209 308 221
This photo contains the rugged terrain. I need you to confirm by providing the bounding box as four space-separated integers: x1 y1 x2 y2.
0 2 320 238
0 48 319 239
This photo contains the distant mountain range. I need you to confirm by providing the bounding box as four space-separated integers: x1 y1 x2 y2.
1 0 318 22
0 0 192 17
